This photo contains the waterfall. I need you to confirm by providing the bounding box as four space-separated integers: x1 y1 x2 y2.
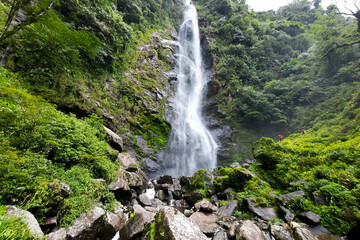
163 0 218 177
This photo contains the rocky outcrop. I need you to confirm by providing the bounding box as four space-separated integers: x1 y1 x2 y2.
279 205 295 222
96 203 126 240
270 223 294 240
6 206 44 239
118 153 138 171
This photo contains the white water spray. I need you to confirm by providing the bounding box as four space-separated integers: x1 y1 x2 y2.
163 0 218 177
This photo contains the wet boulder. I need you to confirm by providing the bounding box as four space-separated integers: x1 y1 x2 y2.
189 212 219 237
157 175 173 184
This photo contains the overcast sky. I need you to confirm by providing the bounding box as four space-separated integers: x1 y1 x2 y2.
246 0 358 12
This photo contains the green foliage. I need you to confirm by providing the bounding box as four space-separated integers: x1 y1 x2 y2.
0 205 35 240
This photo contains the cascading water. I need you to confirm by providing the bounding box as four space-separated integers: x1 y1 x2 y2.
163 0 218 177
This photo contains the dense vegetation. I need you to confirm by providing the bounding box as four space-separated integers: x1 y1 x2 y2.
0 0 359 238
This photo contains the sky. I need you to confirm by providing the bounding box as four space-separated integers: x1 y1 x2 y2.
246 0 359 12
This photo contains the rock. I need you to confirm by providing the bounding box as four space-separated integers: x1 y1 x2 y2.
297 211 321 225
6 206 44 239
150 206 208 240
179 176 190 186
195 199 218 213
313 191 327 206
173 199 190 213
236 220 267 240
183 191 203 206
290 222 317 240
308 225 343 240
41 216 57 232
108 169 143 192
270 223 294 240
104 126 123 152
60 182 71 198
217 200 239 218
151 198 164 207
217 217 239 238
139 193 153 206
67 206 105 239
120 205 155 240
189 212 219 236
279 205 295 222
211 195 221 208
117 153 138 171
279 191 305 202
144 158 160 172
213 230 228 240
157 175 173 184
96 203 126 240
243 198 277 221
47 228 67 240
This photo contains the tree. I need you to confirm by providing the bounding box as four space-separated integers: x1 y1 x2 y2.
0 0 57 43
335 0 360 32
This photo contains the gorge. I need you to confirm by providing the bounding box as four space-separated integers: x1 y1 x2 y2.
0 0 359 239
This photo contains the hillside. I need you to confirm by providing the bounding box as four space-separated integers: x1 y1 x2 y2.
0 0 359 239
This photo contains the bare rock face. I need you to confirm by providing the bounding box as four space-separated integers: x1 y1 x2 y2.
195 199 218 212
290 222 317 240
151 206 209 240
217 200 239 218
6 206 44 239
118 153 138 171
279 205 295 222
66 206 105 240
96 203 126 240
120 205 155 240
270 223 295 240
243 198 277 221
189 212 219 236
235 220 267 240
104 126 123 152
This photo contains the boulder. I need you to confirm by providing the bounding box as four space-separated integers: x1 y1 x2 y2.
297 211 321 225
279 191 305 202
189 212 219 236
144 158 160 172
217 200 239 218
279 205 295 223
139 192 153 206
195 199 218 213
60 182 71 198
104 126 123 152
243 198 277 221
312 192 327 206
270 223 294 240
41 216 57 232
290 222 317 240
236 220 267 240
217 217 239 238
183 191 203 206
157 175 173 184
120 205 155 240
213 230 228 240
108 169 143 192
179 176 190 186
96 203 126 240
211 195 221 208
308 225 343 240
150 206 208 240
67 206 105 239
47 228 67 240
6 206 44 239
117 153 138 171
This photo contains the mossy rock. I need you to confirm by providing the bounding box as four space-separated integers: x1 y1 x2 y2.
213 167 254 192
252 137 281 170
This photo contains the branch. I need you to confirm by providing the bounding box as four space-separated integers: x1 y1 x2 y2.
322 39 360 58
